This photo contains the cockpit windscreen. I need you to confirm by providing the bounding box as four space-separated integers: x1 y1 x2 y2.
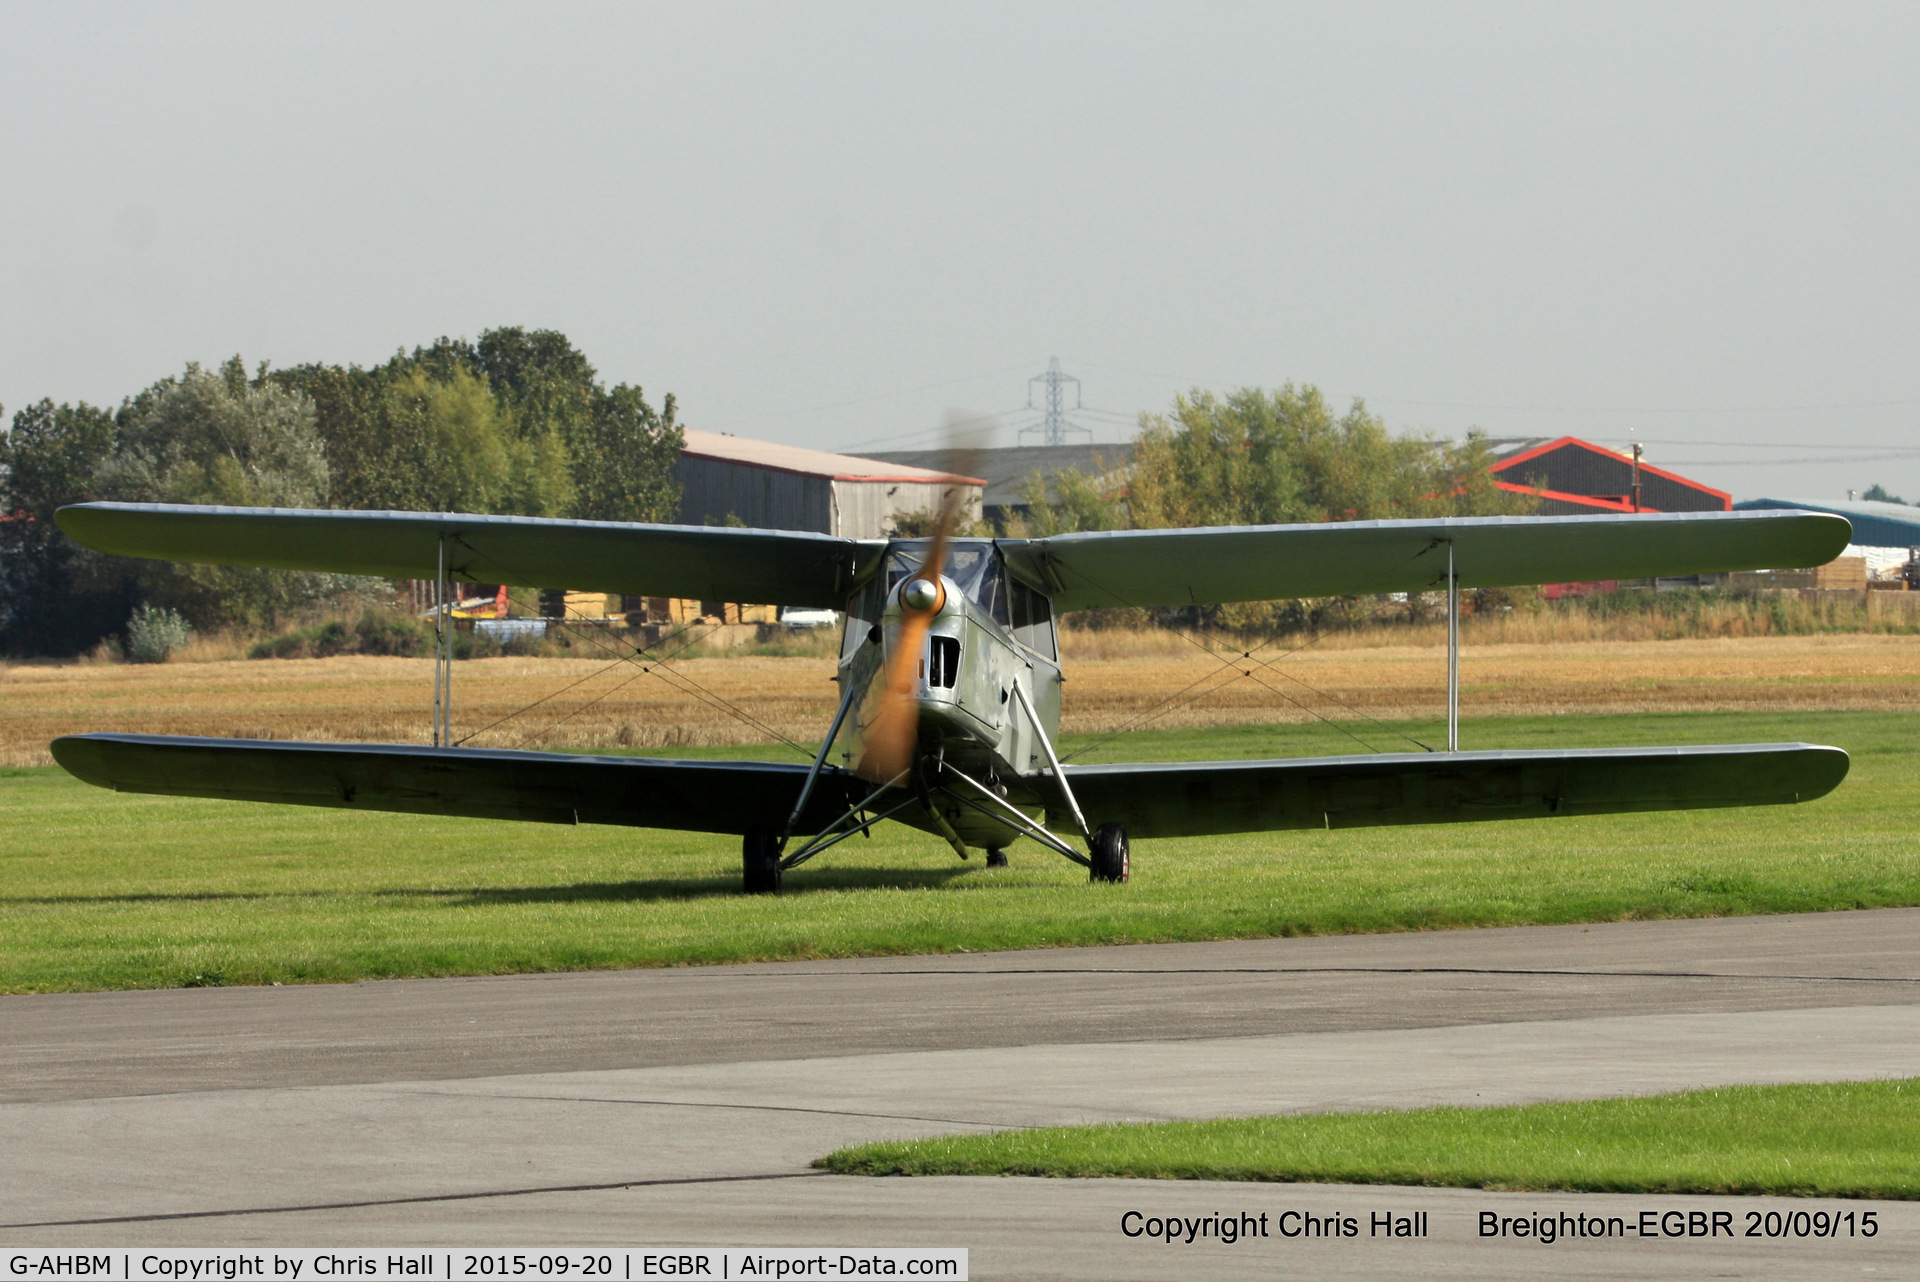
885 541 1007 625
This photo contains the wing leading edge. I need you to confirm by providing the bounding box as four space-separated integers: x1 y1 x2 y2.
53 734 1846 844
1056 743 1850 839
1003 510 1852 610
49 734 865 835
54 503 879 608
60 505 1850 613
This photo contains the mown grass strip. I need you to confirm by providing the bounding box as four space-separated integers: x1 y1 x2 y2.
817 1079 1920 1199
1 710 1911 993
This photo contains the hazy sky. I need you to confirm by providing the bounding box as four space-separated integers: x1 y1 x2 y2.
4 1 1917 503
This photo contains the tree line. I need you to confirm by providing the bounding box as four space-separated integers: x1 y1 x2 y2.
1015 385 1526 534
1009 385 1533 629
0 328 683 654
4 348 1541 655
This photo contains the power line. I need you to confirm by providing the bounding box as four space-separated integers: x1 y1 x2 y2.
698 365 1032 434
1376 396 1920 416
1661 454 1920 467
838 410 1040 453
1064 354 1920 423
1605 438 1920 452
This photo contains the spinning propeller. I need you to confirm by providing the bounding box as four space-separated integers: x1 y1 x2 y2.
853 412 988 784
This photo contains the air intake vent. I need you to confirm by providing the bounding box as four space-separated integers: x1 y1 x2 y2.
928 636 960 688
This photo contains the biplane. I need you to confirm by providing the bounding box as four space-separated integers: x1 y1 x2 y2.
50 499 1852 892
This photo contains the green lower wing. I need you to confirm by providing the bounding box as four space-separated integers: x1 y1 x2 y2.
50 734 863 835
52 736 1850 844
1059 744 1850 839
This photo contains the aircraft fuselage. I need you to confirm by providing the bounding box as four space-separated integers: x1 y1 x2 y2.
836 539 1065 850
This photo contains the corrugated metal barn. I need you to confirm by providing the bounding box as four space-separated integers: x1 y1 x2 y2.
676 431 983 538
1489 436 1730 514
1733 496 1920 550
860 444 1133 531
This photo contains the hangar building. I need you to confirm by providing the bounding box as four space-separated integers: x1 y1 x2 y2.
1732 496 1920 551
676 430 983 539
857 443 1132 531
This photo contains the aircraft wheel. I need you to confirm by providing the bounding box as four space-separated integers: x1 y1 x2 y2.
985 848 1009 868
742 827 782 894
1088 823 1129 883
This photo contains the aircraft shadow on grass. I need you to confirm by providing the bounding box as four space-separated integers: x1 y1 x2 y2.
439 862 982 906
6 864 984 909
44 500 1857 895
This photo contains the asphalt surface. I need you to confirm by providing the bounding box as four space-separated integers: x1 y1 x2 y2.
4 909 1919 1279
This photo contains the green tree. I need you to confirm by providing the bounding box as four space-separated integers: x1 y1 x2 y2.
571 382 683 522
1015 465 1127 535
1024 385 1535 632
376 366 518 512
99 358 355 628
0 398 136 653
1861 484 1909 505
4 329 684 652
299 328 681 523
450 327 680 521
1126 385 1527 529
102 357 329 508
2 398 116 525
277 361 385 509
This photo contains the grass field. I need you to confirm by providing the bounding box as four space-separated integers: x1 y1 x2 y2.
816 1079 1920 1200
1 707 1913 993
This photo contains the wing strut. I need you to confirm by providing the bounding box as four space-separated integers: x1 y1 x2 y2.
938 765 1090 866
1011 680 1091 839
433 534 452 748
781 676 861 845
1446 540 1459 753
779 770 913 870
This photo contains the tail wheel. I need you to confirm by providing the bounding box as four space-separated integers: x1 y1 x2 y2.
985 848 1009 868
742 827 782 894
1089 822 1129 883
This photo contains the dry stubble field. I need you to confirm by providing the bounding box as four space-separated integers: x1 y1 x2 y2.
3 631 1915 767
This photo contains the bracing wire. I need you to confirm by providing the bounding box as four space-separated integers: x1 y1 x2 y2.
531 612 812 755
1054 561 1439 762
450 612 726 747
439 541 815 756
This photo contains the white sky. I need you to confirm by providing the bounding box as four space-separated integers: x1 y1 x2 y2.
3 1 1917 503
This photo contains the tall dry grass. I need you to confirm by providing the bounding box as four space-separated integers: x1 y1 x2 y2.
6 632 1916 768
1060 590 1913 656
0 653 842 768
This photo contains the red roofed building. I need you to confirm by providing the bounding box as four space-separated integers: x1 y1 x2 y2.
1487 436 1730 516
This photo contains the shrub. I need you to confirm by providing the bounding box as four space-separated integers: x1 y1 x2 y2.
248 611 434 660
125 605 192 663
353 613 432 656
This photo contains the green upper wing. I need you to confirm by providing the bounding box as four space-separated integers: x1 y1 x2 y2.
1003 510 1851 610
54 503 878 608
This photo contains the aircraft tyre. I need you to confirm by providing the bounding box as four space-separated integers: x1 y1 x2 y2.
985 848 1008 868
1089 822 1129 883
742 827 782 894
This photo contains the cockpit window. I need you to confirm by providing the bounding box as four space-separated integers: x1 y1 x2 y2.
1010 578 1057 660
884 541 1009 625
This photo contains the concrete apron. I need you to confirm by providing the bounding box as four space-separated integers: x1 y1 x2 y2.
3 1003 1919 1278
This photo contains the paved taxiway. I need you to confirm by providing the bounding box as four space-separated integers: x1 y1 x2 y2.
4 909 1918 1278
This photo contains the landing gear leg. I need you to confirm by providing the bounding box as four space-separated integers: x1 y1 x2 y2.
1089 822 1129 883
985 848 1009 868
743 827 782 894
